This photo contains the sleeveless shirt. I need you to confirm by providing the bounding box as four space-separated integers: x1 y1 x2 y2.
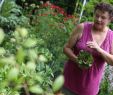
64 22 113 95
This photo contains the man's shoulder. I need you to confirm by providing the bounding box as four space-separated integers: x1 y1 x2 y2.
108 28 113 33
108 28 113 37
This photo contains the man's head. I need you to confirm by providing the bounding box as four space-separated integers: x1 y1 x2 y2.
94 2 113 18
93 2 113 30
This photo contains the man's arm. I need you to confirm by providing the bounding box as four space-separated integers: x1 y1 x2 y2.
63 23 84 62
86 39 113 66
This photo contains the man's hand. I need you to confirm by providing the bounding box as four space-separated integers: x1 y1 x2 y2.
86 41 101 51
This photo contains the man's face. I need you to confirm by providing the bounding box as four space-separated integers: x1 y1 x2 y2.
93 9 111 30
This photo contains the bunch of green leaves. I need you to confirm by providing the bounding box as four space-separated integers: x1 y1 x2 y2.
0 27 64 95
77 50 93 69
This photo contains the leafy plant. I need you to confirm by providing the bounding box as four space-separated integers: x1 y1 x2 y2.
77 50 93 69
0 27 64 95
0 0 29 32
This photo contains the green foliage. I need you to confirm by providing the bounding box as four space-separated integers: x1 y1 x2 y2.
99 79 110 95
98 65 113 95
32 15 73 74
0 0 29 31
0 27 64 95
77 50 93 69
0 2 72 93
1 0 18 17
22 3 75 75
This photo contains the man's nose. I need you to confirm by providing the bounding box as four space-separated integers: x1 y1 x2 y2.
97 17 102 22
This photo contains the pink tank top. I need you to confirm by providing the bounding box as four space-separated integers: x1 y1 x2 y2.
64 22 113 95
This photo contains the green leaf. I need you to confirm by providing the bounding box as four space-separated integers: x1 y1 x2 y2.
0 47 6 55
0 28 5 44
26 61 36 71
29 85 44 94
16 27 28 38
7 68 19 81
16 47 25 64
38 54 48 63
28 49 37 61
52 75 64 93
23 38 37 48
0 55 16 66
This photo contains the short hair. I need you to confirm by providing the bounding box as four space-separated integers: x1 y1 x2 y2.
94 2 113 18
